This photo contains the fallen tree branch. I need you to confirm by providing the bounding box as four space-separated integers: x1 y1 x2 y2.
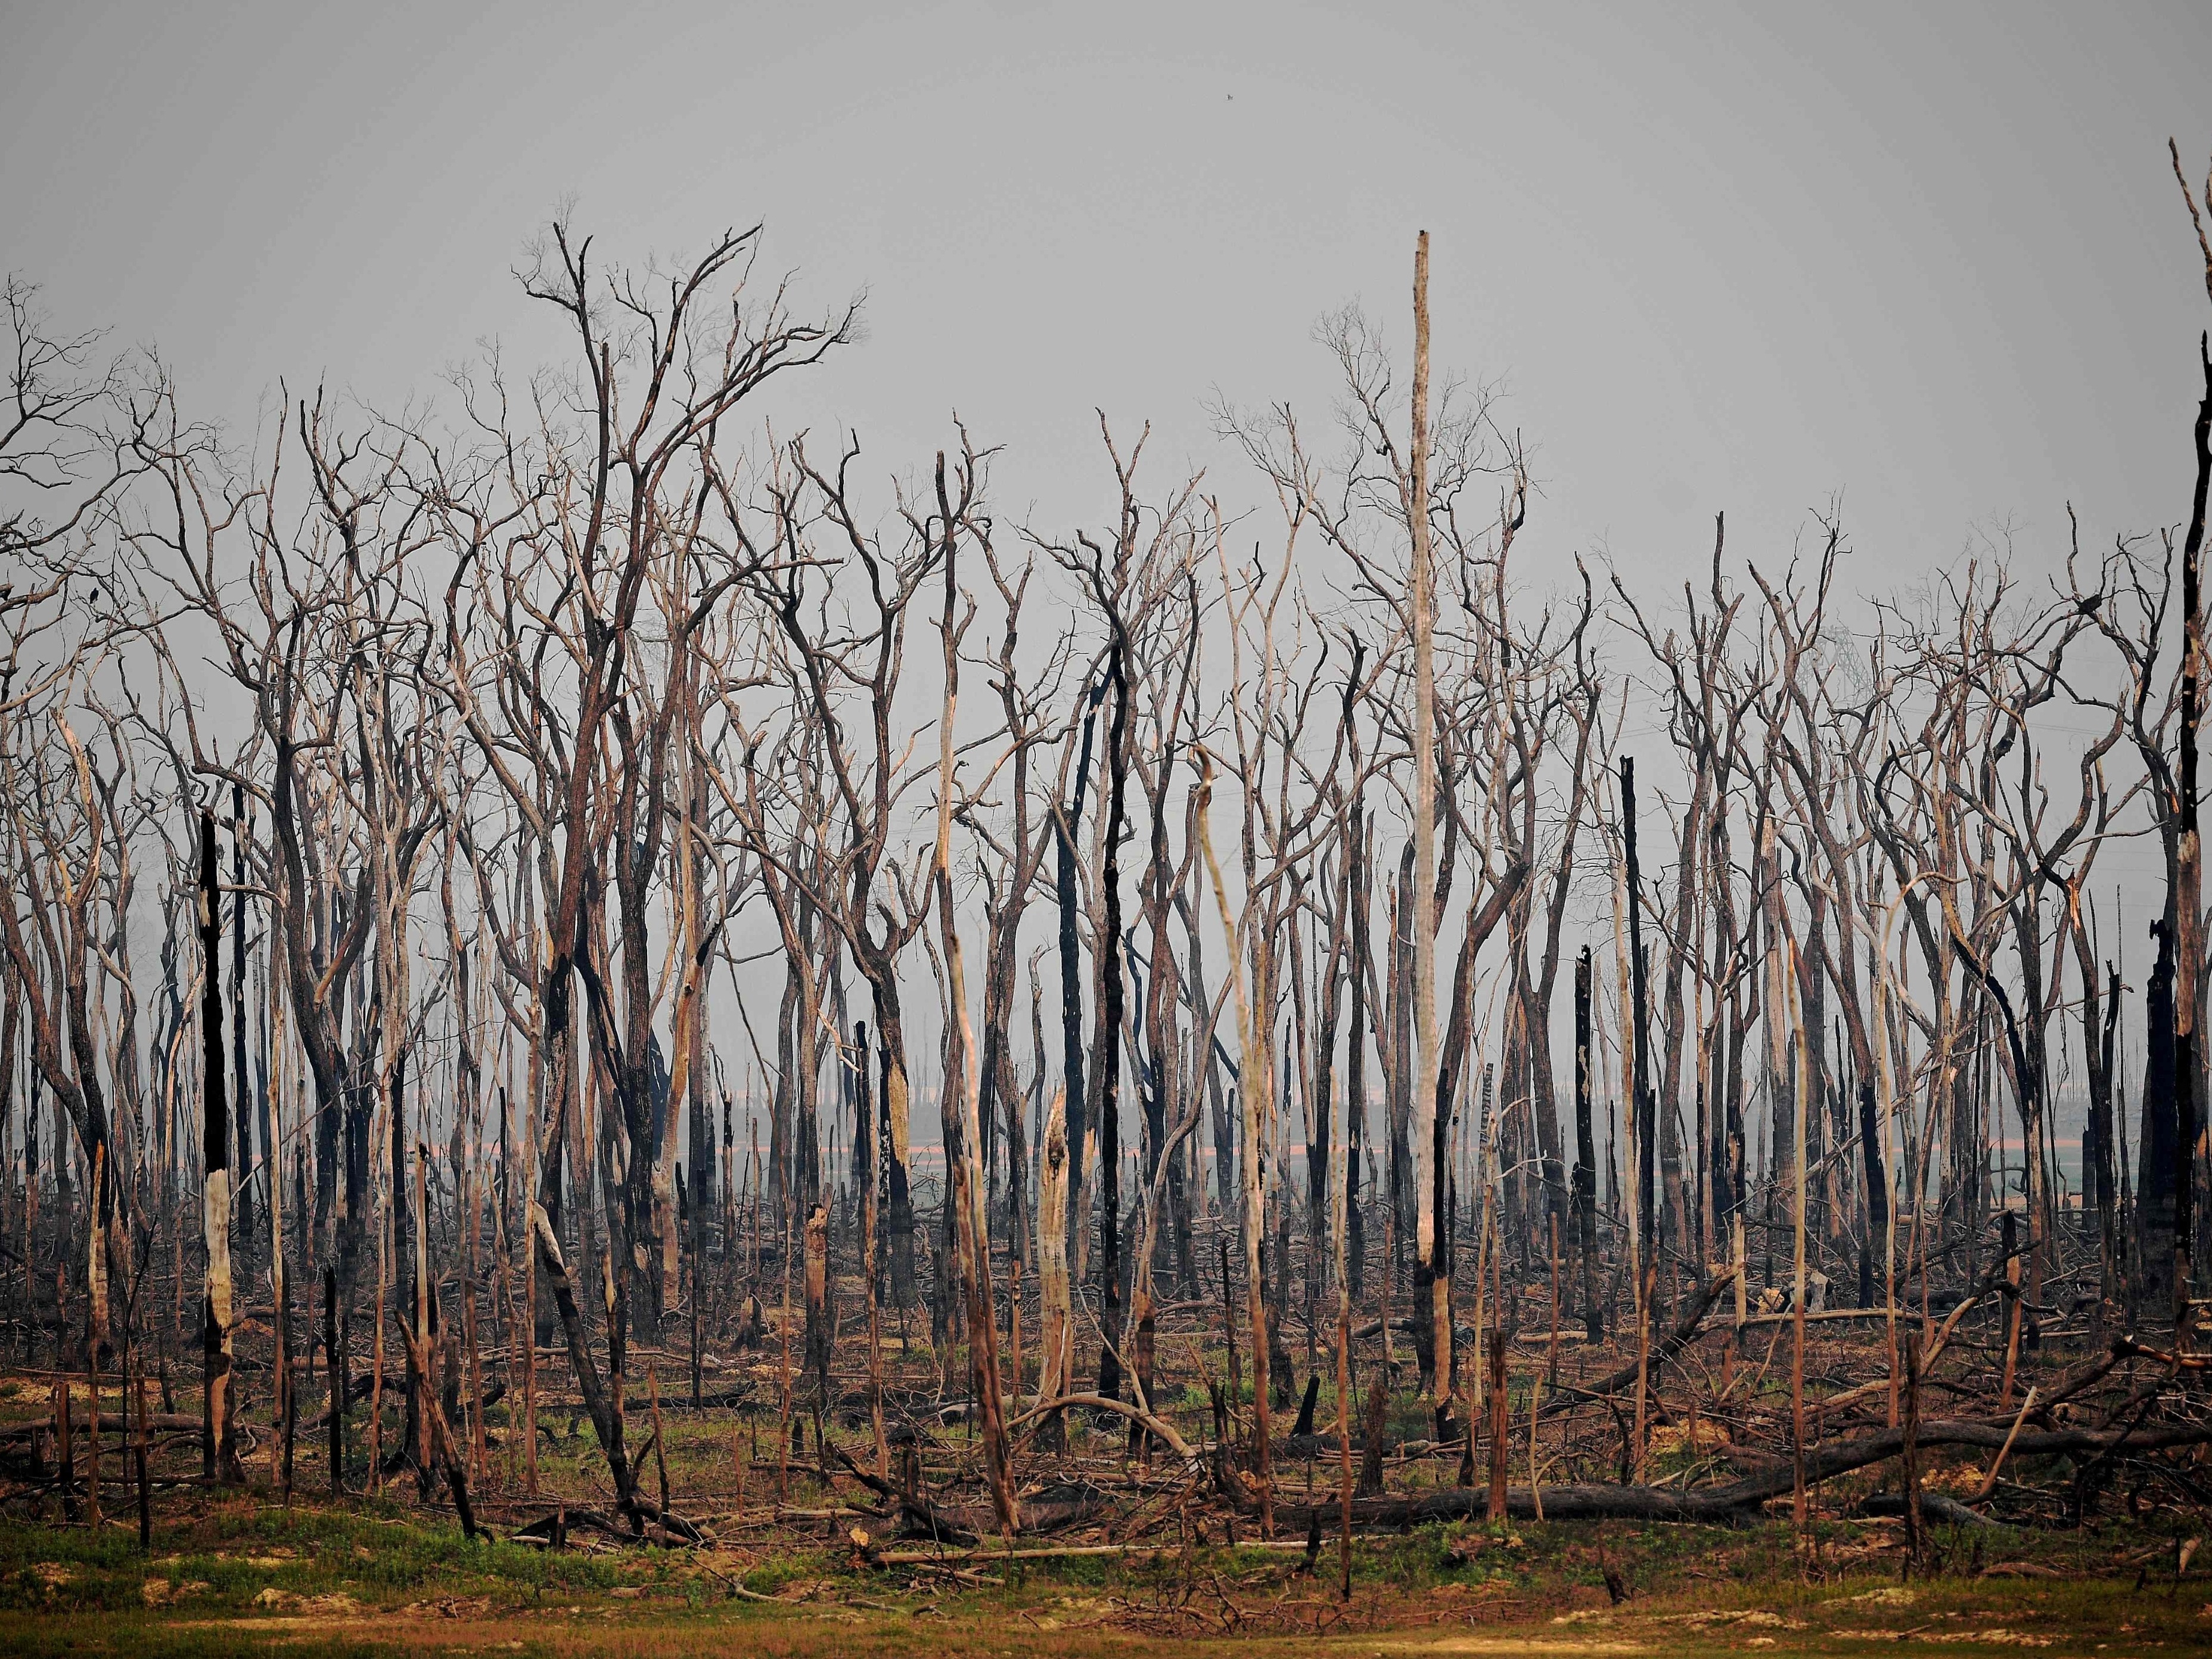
1009 1392 1198 1461
824 1433 980 1542
1542 1266 1739 1419
1270 1415 2212 1528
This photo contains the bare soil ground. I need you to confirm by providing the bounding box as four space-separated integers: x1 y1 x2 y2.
4 1490 2208 1658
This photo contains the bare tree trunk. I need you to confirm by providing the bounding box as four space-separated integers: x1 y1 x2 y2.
1092 626 1132 1401
1197 748 1270 1532
930 477 1016 1536
2172 335 2209 1332
803 1200 830 1405
230 789 256 1282
198 811 241 1484
529 1202 636 1506
1623 759 1657 1466
1408 229 1446 1403
1574 948 1601 1341
1036 1085 1071 1453
856 1020 887 1475
325 1263 342 1493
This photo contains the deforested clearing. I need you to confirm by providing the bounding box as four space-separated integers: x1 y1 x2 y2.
4 17 2212 1654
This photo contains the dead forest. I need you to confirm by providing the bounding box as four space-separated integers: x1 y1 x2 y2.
7 173 2212 1587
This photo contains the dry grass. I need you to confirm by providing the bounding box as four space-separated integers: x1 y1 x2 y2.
4 1486 2208 1658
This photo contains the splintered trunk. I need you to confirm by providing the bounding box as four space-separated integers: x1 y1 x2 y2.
198 812 242 1485
875 986 917 1306
1484 1331 1509 1521
803 1201 831 1404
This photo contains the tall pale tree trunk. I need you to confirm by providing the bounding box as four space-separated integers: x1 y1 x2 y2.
1408 229 1448 1401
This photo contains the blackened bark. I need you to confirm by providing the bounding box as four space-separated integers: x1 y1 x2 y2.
2172 334 2210 1328
2094 964 2121 1300
325 1263 343 1492
2138 921 2179 1313
231 785 256 1263
1856 1080 1886 1308
1058 684 1101 1273
1623 759 1657 1317
198 810 241 1483
390 1046 423 1480
1094 638 1132 1401
1574 947 1601 1341
529 1204 637 1511
1346 797 1369 1297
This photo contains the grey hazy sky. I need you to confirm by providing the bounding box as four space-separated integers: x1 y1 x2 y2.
6 0 2210 599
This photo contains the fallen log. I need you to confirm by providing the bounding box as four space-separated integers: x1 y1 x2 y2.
1540 1266 1739 1419
824 1433 980 1543
618 1383 753 1413
872 1537 1322 1566
1269 1415 2212 1528
0 1413 201 1441
301 1379 507 1433
1814 1259 2016 1420
2114 1335 2212 1372
1857 1491 1996 1527
1008 1392 1200 1462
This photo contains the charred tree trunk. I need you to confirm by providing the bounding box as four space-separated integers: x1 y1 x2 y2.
229 787 256 1272
1574 947 1601 1341
198 810 241 1484
1623 759 1658 1337
2172 334 2210 1331
1093 633 1132 1401
1056 685 1100 1291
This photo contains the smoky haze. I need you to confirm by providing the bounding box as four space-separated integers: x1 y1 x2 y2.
4 1 2211 1155
5 0 2206 577
10 4 2212 1579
